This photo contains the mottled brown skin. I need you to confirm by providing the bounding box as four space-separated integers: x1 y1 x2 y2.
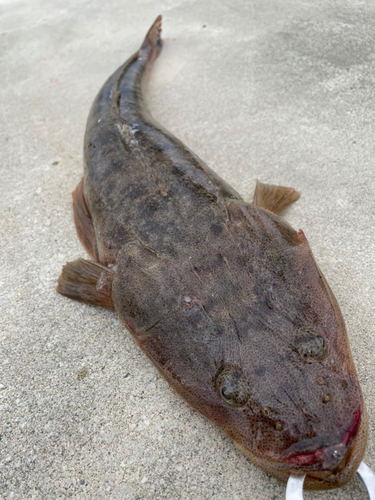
57 17 368 490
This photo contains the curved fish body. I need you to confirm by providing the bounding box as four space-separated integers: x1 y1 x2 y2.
57 17 368 490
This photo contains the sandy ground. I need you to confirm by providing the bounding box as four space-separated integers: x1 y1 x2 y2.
1 0 375 498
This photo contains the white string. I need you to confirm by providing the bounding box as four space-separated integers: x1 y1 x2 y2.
285 462 375 500
357 462 375 500
285 474 305 500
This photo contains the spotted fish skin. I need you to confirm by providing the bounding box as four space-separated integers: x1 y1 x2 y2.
57 16 368 490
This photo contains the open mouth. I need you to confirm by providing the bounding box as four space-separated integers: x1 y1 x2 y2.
286 446 324 466
285 407 361 468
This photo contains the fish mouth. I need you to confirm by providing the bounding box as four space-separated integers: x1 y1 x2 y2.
283 407 361 470
233 403 367 490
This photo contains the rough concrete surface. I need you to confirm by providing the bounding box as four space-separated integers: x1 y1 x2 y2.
1 0 375 499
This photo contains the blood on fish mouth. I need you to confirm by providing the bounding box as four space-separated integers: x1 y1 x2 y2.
341 407 361 446
286 447 324 466
285 407 361 467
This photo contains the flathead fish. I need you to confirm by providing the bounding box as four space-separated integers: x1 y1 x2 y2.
57 16 368 490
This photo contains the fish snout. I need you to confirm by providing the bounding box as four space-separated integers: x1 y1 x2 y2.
283 407 361 471
319 444 349 470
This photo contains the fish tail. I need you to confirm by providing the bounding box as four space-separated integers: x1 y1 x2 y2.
108 16 163 119
141 15 163 62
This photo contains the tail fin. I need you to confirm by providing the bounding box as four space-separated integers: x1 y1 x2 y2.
141 15 163 61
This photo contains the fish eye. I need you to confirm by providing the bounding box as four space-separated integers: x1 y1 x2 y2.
221 386 232 400
216 366 251 407
294 327 327 361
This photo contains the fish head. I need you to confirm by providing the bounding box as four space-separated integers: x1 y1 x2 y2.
209 202 367 489
210 202 367 489
112 202 367 490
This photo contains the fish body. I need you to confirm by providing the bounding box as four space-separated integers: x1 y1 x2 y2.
57 17 367 490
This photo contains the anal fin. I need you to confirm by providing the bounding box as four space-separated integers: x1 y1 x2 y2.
72 178 99 261
253 179 300 215
56 258 115 309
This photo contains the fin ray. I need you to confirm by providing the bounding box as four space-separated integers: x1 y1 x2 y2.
253 180 300 215
72 178 99 261
56 258 115 309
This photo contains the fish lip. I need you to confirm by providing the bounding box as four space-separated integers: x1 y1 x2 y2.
282 407 361 469
285 446 324 466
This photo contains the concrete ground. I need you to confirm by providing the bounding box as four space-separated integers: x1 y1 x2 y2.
1 0 375 498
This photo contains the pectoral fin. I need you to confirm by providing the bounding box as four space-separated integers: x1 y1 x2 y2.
56 258 115 309
72 178 99 261
253 179 300 215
